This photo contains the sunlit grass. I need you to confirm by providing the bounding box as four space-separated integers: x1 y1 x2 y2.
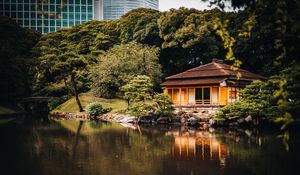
52 93 128 114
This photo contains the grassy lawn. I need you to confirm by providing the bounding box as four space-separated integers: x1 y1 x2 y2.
52 93 128 114
0 106 17 115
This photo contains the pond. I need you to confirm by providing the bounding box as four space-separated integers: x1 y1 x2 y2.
0 119 299 175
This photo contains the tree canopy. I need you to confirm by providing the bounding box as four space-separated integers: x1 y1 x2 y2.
0 16 40 102
90 42 161 99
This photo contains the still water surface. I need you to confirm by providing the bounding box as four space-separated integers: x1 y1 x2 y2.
0 119 299 175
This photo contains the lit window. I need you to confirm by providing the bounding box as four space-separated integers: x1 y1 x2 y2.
229 89 237 99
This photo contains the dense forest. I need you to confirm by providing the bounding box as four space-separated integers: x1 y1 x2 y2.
0 0 299 126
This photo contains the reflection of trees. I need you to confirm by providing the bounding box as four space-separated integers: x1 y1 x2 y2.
3 120 173 175
2 121 299 175
120 129 173 174
215 129 300 175
72 121 83 162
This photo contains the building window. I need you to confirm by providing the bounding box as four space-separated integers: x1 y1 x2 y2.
37 27 42 33
167 89 172 97
50 27 56 32
11 5 17 11
31 4 36 11
18 12 23 18
18 4 23 11
229 87 238 100
56 20 61 26
81 6 86 12
75 6 80 12
31 12 36 18
24 4 30 11
69 6 74 12
43 27 49 33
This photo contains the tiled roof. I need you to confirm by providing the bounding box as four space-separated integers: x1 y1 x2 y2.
160 77 227 86
165 59 266 80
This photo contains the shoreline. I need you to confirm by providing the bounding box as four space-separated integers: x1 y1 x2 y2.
49 111 260 129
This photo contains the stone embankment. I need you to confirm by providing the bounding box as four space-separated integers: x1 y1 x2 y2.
98 110 216 128
50 110 256 128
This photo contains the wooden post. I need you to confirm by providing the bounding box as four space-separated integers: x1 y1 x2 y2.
202 87 204 105
218 144 221 161
210 139 212 160
187 88 189 105
179 88 182 106
201 140 204 160
194 88 197 105
218 87 220 105
210 86 212 105
172 88 174 104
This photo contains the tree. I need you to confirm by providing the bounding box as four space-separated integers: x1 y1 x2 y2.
153 94 174 117
91 42 162 98
34 49 89 111
117 8 162 46
33 31 96 111
122 75 153 104
122 75 154 117
31 19 122 111
216 80 277 119
32 19 120 97
205 0 300 130
216 65 300 125
0 16 40 102
157 8 226 76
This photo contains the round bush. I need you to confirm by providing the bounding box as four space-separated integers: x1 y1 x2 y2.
85 103 111 117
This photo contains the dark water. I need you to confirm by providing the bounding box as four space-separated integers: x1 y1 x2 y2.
0 119 299 175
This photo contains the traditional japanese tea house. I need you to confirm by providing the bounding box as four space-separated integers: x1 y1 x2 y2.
161 59 266 107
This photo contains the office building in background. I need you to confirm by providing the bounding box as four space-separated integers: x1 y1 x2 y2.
103 0 158 20
0 0 158 34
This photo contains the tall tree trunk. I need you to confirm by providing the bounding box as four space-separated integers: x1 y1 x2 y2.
71 73 84 112
63 78 70 99
127 99 130 109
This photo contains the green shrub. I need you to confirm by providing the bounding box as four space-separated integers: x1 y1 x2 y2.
216 100 262 119
122 75 153 103
122 75 155 117
128 102 153 117
85 102 111 117
216 79 281 120
213 117 226 125
153 93 174 116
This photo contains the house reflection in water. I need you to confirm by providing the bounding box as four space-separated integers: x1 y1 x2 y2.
166 130 228 167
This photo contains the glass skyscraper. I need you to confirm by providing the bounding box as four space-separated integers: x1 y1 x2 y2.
103 0 158 20
0 0 159 33
0 0 94 33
